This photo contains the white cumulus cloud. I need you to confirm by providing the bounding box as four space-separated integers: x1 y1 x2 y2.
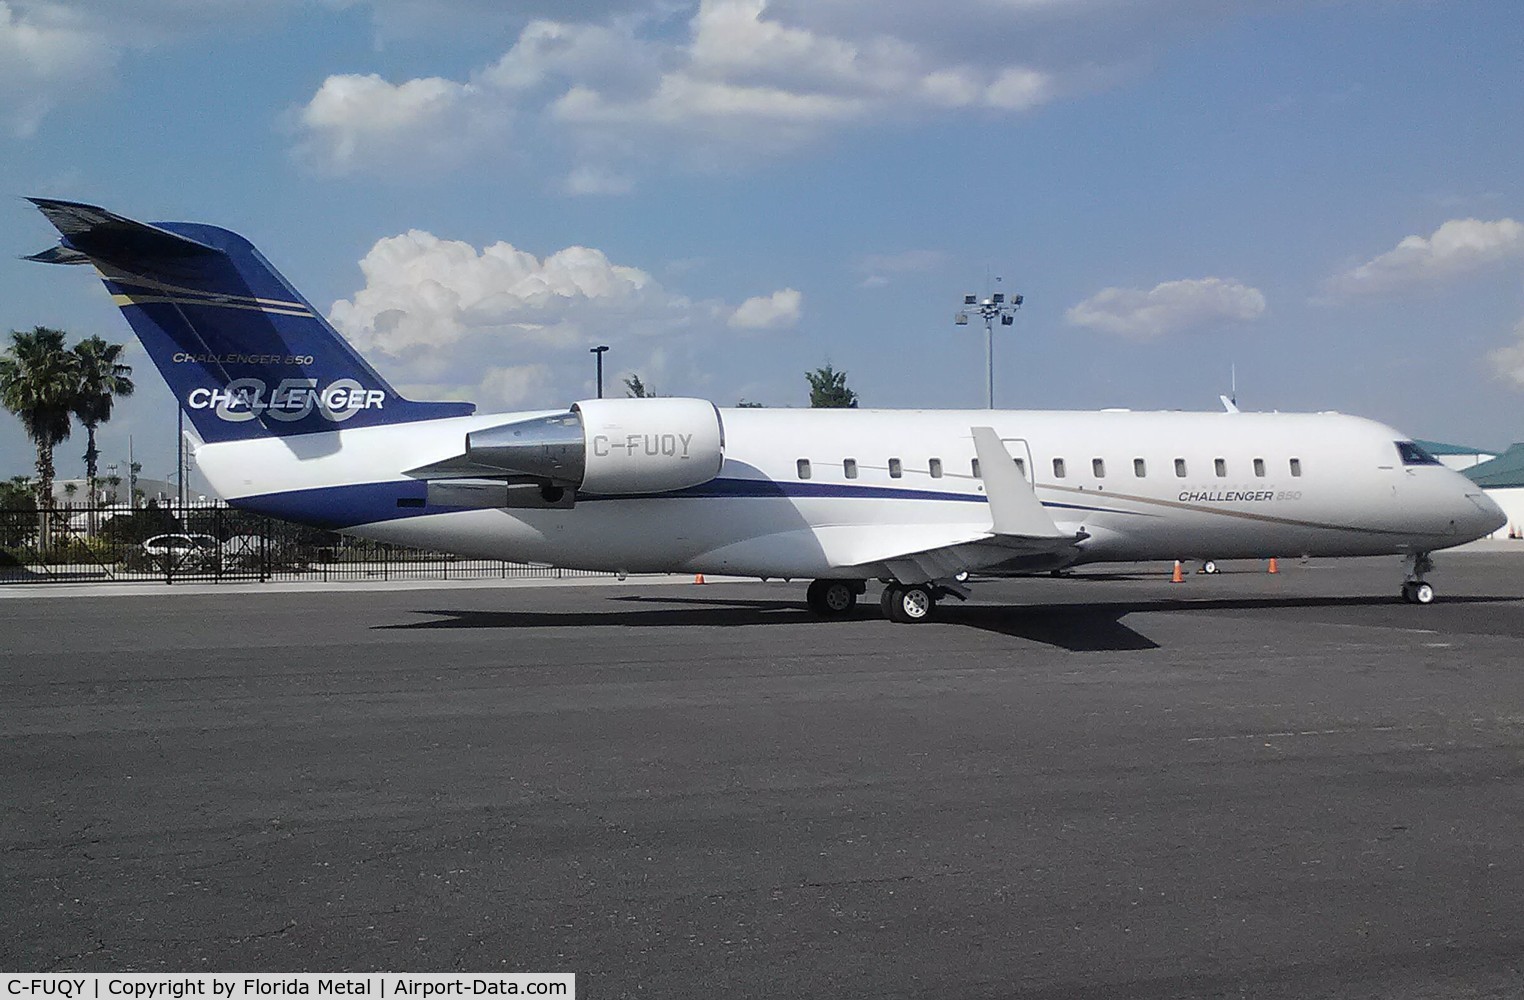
328 228 792 408
1327 218 1524 297
729 287 802 329
291 72 504 175
1065 277 1266 340
1488 316 1524 391
0 0 115 136
289 0 1080 179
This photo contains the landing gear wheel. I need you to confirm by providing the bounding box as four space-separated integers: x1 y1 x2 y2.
882 584 935 623
1400 551 1435 606
806 579 858 616
1402 582 1435 605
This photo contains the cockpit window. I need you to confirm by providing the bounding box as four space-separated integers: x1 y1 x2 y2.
1395 441 1442 466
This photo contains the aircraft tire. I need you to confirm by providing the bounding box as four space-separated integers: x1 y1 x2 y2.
807 579 857 616
881 585 906 622
1404 581 1434 605
890 584 936 623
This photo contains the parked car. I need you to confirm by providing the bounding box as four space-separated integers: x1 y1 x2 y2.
141 533 219 570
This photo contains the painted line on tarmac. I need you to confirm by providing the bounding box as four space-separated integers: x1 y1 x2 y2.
1186 724 1413 743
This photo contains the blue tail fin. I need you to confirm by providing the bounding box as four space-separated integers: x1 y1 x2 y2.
27 198 474 443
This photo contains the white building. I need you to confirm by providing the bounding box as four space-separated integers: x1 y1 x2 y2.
50 477 176 506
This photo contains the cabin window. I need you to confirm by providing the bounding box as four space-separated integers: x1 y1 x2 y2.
797 459 811 479
843 459 858 479
888 458 903 479
1174 458 1187 478
1092 458 1106 478
1214 458 1227 478
1253 457 1266 477
971 458 981 478
1134 458 1147 478
1053 458 1067 479
1290 458 1302 477
1013 457 1025 476
928 458 943 479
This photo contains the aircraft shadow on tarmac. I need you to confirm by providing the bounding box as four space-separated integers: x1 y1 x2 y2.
379 593 1515 653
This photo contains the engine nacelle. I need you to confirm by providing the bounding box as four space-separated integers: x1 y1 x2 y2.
574 397 725 494
464 397 725 496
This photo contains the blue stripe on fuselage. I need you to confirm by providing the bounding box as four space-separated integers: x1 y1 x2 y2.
231 477 1130 529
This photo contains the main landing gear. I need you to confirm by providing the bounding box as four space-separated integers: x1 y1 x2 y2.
1400 551 1436 605
803 578 966 623
878 580 970 623
805 579 865 617
881 583 935 623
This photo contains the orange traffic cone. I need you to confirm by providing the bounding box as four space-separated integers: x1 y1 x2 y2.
1171 560 1184 584
694 573 706 584
1267 557 1279 574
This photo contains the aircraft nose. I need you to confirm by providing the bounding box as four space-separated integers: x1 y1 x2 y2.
1459 486 1507 539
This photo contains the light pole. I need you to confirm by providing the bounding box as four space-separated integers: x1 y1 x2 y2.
590 345 610 398
177 407 186 511
955 285 1023 408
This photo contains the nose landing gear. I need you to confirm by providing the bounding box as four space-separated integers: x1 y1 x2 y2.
1400 552 1436 605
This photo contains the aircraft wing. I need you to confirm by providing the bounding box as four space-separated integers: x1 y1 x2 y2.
828 428 1084 583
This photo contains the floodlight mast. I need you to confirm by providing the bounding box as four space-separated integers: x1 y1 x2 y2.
954 284 1023 408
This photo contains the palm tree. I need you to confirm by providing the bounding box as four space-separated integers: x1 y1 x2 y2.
0 327 79 504
70 335 135 492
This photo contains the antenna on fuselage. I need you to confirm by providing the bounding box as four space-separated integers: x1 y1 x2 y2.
1220 364 1240 413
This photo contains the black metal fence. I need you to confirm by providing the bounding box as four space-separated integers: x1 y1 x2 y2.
0 503 602 585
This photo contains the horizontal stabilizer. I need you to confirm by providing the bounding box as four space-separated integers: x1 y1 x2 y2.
22 245 92 266
27 198 219 263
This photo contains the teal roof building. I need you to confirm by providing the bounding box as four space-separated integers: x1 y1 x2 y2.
1463 444 1524 490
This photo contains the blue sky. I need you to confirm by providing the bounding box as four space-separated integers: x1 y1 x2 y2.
2 0 1521 492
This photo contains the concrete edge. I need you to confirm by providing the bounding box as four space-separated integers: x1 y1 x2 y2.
0 573 759 600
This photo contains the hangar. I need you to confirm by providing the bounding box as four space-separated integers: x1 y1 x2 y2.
1465 443 1524 539
1414 439 1500 471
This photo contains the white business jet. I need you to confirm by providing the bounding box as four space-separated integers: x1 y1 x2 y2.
27 199 1506 621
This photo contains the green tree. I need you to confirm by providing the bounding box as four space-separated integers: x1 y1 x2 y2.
0 476 37 549
805 365 858 408
70 335 135 491
0 327 80 503
623 374 657 398
0 476 35 510
735 399 766 408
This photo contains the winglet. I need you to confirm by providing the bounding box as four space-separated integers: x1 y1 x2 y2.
971 427 1068 538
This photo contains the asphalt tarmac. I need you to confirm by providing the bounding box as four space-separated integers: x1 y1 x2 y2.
4 553 1524 998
